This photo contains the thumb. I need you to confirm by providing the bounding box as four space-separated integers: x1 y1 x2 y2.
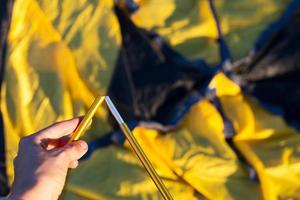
57 140 88 163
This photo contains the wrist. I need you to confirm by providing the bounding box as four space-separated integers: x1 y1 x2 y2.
8 188 45 200
8 178 59 200
8 189 57 200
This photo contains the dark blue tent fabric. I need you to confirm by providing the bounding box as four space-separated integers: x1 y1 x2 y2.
107 5 215 127
233 0 300 129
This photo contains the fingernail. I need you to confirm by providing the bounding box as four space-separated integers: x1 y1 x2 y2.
77 141 88 150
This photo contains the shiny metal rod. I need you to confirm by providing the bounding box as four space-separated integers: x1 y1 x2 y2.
105 96 173 200
68 96 105 143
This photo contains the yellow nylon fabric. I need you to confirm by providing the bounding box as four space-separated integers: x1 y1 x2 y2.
133 0 288 63
2 0 203 199
211 73 300 199
63 96 262 199
130 101 262 200
3 0 118 186
214 0 289 61
63 146 198 200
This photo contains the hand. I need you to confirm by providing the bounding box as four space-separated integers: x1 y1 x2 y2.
7 117 88 200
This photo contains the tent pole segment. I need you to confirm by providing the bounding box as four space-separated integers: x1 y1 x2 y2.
105 96 173 200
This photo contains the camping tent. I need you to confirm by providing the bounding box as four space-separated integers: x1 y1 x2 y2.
1 0 300 199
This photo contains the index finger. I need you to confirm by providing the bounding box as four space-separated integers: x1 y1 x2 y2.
33 117 83 143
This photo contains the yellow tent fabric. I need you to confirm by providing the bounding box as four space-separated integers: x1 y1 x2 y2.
3 0 300 199
3 0 118 186
130 101 262 200
133 0 287 63
211 73 300 199
65 72 300 200
63 147 198 200
62 86 262 199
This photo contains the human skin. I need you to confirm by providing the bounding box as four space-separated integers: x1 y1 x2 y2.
7 117 89 200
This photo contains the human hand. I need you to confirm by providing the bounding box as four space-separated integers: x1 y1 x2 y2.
7 117 88 200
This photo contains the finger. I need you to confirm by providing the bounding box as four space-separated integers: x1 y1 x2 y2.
41 136 70 150
56 140 88 162
69 160 79 169
34 117 83 142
